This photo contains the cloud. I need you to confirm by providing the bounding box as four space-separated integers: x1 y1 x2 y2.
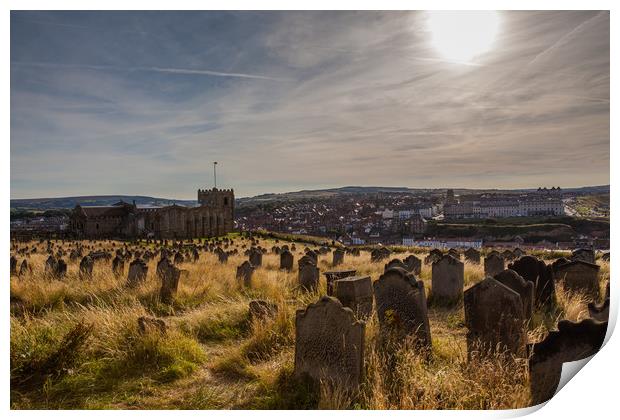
10 11 609 198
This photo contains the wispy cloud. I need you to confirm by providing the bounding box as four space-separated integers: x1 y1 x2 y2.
10 11 609 198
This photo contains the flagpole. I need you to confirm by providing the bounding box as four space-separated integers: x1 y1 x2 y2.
213 161 218 189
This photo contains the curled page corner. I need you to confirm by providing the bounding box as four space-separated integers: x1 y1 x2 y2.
555 355 595 397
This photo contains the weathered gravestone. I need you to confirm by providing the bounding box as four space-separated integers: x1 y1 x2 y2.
529 319 607 405
448 248 461 260
403 255 422 275
502 249 515 261
464 277 526 358
112 255 125 277
79 256 94 279
431 254 464 304
45 255 57 275
464 248 481 264
484 253 505 277
126 259 148 288
249 249 262 267
324 269 357 296
571 248 595 264
55 259 67 279
294 296 365 393
174 252 184 264
158 259 180 304
494 269 535 320
236 261 254 288
554 260 600 297
373 267 431 349
509 256 555 307
334 276 373 319
299 263 320 292
280 250 294 271
332 249 345 266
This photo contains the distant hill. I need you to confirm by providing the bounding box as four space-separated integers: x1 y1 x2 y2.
11 185 609 210
11 195 197 210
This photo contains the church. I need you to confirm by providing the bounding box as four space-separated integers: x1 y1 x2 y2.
70 187 235 239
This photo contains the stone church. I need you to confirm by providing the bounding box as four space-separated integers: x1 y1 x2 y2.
70 187 235 239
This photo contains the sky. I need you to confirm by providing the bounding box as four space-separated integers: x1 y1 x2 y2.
10 11 610 199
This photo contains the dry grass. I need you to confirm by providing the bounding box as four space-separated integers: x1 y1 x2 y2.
9 237 607 409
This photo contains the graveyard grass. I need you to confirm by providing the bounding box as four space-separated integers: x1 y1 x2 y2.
10 237 609 409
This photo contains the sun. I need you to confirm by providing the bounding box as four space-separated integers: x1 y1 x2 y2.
426 11 501 63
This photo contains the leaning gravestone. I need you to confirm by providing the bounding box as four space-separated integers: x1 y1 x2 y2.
236 261 254 288
464 277 526 359
324 269 357 296
280 250 294 271
18 259 31 276
373 267 432 349
553 260 600 297
431 255 464 304
126 259 148 288
294 296 365 393
509 256 555 307
494 269 535 320
334 276 373 319
484 253 504 277
529 319 607 405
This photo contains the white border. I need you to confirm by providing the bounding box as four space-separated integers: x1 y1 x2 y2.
3 1 616 419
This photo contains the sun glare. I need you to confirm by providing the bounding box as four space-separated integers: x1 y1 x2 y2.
426 11 501 63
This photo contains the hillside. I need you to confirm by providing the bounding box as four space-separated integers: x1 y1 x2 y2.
10 195 197 210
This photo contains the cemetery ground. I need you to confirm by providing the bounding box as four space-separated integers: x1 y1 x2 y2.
10 235 609 409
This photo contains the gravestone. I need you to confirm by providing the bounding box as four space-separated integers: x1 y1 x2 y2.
45 255 57 275
126 259 148 288
484 253 505 277
10 256 17 275
530 319 607 405
431 255 464 304
334 276 373 319
373 267 431 349
112 255 125 278
448 248 461 260
217 250 228 263
494 269 535 320
174 252 184 264
299 264 320 292
324 269 357 296
294 296 365 392
464 248 481 264
79 256 94 279
18 259 31 276
280 250 294 271
403 255 422 275
236 261 254 288
332 249 345 266
249 249 262 267
588 298 609 322
509 256 555 306
554 260 600 297
159 260 180 304
501 249 515 261
464 277 526 358
571 248 595 264
371 247 391 262
424 249 443 265
384 258 409 273
55 259 67 279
